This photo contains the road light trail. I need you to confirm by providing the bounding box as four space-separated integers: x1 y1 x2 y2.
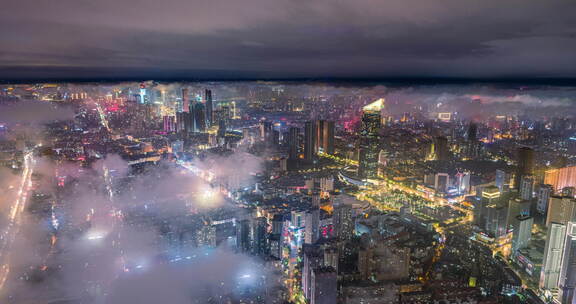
0 148 36 291
93 99 111 133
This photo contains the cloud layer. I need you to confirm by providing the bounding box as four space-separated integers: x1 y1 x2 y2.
1 0 575 79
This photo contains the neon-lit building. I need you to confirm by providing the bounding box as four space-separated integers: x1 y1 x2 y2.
545 166 576 192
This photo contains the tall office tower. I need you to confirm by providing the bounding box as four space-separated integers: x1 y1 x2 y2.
322 121 335 154
305 208 320 244
163 116 176 133
323 248 338 273
456 171 471 195
181 88 189 112
544 165 576 192
474 186 501 226
272 130 280 146
537 184 554 214
507 198 531 232
139 83 148 104
302 245 323 301
175 112 186 133
495 169 512 192
311 267 337 304
333 203 353 240
193 102 206 132
520 175 535 200
315 120 325 153
304 121 316 162
315 120 335 154
485 204 507 238
516 147 535 189
358 99 384 178
260 121 273 142
217 119 226 139
434 136 449 161
467 123 478 141
288 127 300 160
251 217 268 256
540 222 567 290
269 234 282 260
204 89 213 127
183 112 194 134
473 198 487 226
236 219 251 253
465 123 479 158
512 215 533 254
271 214 285 235
546 196 576 227
559 222 576 304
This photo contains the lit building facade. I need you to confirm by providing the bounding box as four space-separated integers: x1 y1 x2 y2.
545 166 576 192
358 99 384 179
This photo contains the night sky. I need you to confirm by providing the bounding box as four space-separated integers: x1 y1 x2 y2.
1 0 576 80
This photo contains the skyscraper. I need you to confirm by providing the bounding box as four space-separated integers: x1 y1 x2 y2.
485 204 507 238
333 203 353 240
546 196 576 227
467 122 477 141
163 115 176 133
541 222 567 290
251 217 268 256
305 208 320 244
176 112 186 133
311 267 337 304
194 102 206 132
236 219 251 253
516 147 535 189
205 89 213 127
358 99 384 178
303 245 323 301
139 83 148 104
260 121 273 143
181 88 189 112
288 127 300 161
511 215 533 254
495 169 512 192
519 175 535 200
544 165 576 192
541 196 576 297
322 121 335 154
434 136 449 161
507 198 531 233
559 222 576 304
316 120 325 153
474 186 501 226
305 121 316 162
217 119 226 139
537 184 554 215
315 120 335 154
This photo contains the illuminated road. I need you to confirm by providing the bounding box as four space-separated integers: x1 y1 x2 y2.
0 148 36 291
93 99 111 133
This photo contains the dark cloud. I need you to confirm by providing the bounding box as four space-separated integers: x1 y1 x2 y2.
0 0 575 79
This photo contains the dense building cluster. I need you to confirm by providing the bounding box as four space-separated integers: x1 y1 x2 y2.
0 82 576 304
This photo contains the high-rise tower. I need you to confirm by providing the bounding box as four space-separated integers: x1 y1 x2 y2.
358 99 384 178
205 89 213 127
305 121 316 162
